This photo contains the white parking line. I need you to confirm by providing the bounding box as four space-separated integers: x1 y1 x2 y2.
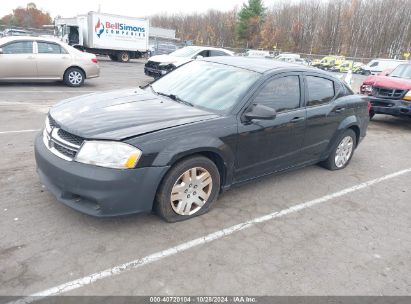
11 167 411 304
0 129 40 135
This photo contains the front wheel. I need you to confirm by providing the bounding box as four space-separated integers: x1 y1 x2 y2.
63 67 85 87
321 129 357 171
155 156 220 222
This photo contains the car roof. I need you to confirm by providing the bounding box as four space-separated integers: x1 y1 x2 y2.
202 56 319 74
185 45 234 55
0 35 62 45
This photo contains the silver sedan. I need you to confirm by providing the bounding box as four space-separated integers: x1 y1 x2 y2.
0 36 100 87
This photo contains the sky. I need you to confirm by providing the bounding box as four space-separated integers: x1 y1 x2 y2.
0 0 255 18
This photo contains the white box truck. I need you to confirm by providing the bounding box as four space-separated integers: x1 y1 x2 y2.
55 12 149 62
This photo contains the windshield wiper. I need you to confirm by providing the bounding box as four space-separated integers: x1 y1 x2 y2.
156 91 194 107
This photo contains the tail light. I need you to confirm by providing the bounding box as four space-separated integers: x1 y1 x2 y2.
91 58 98 63
367 100 371 112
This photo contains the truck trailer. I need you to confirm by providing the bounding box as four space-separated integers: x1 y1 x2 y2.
55 12 149 62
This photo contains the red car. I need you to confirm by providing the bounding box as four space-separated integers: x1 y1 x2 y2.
360 64 411 118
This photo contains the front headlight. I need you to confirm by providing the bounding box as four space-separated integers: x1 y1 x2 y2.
403 91 411 101
362 85 372 93
75 141 142 169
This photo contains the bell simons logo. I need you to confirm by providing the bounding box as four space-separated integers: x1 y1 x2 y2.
94 18 146 38
95 18 105 38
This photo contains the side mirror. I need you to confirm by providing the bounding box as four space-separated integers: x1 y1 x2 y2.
0 48 3 54
244 104 277 121
195 55 203 60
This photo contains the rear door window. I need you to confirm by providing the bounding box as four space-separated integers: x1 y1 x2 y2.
306 76 335 106
37 42 67 54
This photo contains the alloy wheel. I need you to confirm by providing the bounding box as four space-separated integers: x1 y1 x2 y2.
335 136 354 168
170 167 213 216
68 71 83 85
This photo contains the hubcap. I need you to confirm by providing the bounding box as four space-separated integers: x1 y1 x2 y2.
122 53 129 61
68 71 82 85
170 167 213 216
335 136 354 168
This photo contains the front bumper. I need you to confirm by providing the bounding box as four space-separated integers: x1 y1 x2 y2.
34 134 169 217
144 66 162 78
369 97 411 117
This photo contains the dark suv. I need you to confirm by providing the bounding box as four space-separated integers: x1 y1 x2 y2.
35 57 369 222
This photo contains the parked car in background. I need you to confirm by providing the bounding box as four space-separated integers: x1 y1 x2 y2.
150 43 179 56
144 45 234 78
360 63 411 118
35 57 369 222
329 60 364 73
352 62 365 73
3 28 34 37
275 56 308 65
315 55 345 70
274 53 300 61
245 49 270 58
0 36 99 87
359 58 407 75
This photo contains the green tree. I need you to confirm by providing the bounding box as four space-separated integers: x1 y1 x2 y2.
236 0 266 48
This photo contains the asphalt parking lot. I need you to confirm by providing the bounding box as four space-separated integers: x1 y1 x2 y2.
1 58 411 300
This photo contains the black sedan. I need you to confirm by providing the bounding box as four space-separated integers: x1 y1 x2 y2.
34 57 370 222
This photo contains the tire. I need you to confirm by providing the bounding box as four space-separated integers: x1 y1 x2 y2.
118 51 130 63
369 110 375 120
63 67 85 87
321 129 357 171
155 156 220 222
109 54 118 61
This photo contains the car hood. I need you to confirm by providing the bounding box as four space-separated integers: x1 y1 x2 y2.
50 88 219 140
363 75 411 90
149 54 191 67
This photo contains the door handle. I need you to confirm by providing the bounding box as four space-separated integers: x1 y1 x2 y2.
335 107 346 113
290 116 305 123
61 56 69 59
27 56 35 59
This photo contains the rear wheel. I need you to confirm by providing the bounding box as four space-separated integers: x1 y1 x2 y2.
155 156 220 222
118 51 130 63
321 129 356 171
63 67 85 87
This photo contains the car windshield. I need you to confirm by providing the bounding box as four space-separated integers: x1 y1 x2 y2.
389 64 411 79
150 60 260 113
168 47 199 58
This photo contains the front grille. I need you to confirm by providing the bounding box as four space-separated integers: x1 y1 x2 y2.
57 129 84 147
54 143 77 158
372 87 406 99
43 115 84 161
145 60 160 69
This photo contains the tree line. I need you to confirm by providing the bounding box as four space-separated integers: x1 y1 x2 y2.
0 3 52 29
1 0 410 59
151 0 411 59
